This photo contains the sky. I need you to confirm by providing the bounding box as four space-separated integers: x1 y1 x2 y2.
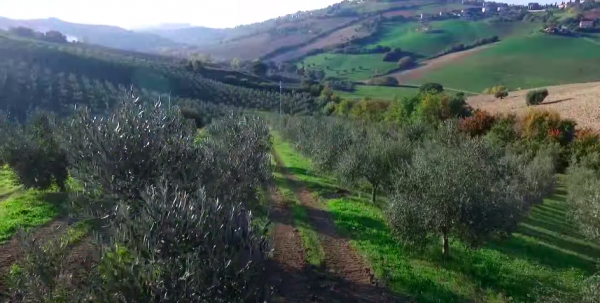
0 0 559 29
0 0 342 29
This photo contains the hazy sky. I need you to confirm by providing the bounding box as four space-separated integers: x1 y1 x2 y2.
0 0 558 29
0 0 342 29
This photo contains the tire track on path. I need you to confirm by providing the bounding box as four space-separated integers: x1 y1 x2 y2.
272 149 400 303
267 181 314 303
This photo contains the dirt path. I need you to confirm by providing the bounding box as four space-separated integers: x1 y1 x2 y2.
267 183 314 303
271 150 399 303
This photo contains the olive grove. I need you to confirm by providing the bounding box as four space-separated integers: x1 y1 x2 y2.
3 97 273 303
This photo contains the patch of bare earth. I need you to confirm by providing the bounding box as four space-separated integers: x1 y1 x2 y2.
202 17 356 60
267 184 314 303
388 44 493 83
271 20 372 62
272 151 399 303
468 82 600 131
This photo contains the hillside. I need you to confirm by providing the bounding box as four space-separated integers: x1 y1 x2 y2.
0 32 317 122
0 1 489 61
468 82 600 130
406 34 600 92
158 0 478 60
0 17 186 53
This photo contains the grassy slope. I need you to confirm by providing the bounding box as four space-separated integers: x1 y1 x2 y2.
272 133 599 303
335 85 419 101
414 34 600 92
0 167 64 243
0 168 20 198
299 19 538 87
374 20 520 57
301 53 397 81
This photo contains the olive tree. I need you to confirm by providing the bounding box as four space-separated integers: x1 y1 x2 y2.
0 112 68 191
535 156 600 302
9 97 272 302
335 125 411 203
388 121 535 257
566 159 600 244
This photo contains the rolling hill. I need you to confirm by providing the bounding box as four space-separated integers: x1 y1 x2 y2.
0 32 317 121
407 33 600 92
0 17 186 53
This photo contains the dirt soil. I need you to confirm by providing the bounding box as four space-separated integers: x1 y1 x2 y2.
388 44 493 83
467 82 600 131
271 151 400 303
267 184 314 303
270 20 372 62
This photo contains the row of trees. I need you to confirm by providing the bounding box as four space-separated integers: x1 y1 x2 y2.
274 114 556 257
433 36 499 58
0 98 274 302
0 33 319 120
0 37 319 120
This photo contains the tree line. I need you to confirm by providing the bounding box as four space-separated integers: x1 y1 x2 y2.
273 114 556 257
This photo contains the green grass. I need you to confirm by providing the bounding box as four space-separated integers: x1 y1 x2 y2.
299 20 539 82
371 20 537 58
300 53 397 81
62 220 93 246
413 33 600 92
271 133 599 303
335 85 419 101
0 189 64 243
0 167 66 243
0 166 21 198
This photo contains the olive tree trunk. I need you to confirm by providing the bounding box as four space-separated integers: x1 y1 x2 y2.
371 184 378 203
442 228 450 257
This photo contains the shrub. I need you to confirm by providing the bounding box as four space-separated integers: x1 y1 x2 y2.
526 88 549 106
483 85 507 95
418 83 444 94
494 90 509 99
397 56 415 69
521 109 576 145
414 93 452 125
180 107 206 128
448 93 472 118
0 112 68 191
571 128 600 169
383 48 403 62
486 114 519 147
458 110 496 137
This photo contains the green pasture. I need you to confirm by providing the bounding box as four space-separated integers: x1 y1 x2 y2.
413 34 600 91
